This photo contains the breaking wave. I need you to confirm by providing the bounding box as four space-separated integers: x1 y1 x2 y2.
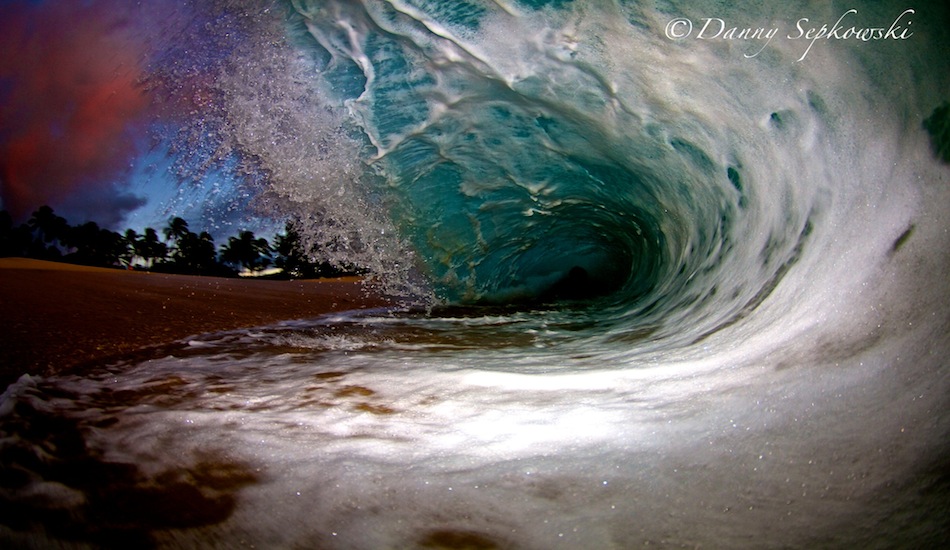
2 1 949 547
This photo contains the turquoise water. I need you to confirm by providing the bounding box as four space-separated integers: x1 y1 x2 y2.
2 1 949 547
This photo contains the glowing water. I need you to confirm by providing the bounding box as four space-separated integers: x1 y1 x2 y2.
2 0 949 547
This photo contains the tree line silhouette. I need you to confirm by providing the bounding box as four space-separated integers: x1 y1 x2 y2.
0 205 359 279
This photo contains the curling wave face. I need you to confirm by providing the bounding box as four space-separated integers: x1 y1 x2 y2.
1 0 949 548
288 0 870 351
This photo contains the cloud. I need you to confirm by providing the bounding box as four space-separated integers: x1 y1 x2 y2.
0 0 152 222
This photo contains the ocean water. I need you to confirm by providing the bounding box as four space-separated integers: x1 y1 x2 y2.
2 0 950 548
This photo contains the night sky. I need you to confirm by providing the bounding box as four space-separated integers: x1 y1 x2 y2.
0 0 274 237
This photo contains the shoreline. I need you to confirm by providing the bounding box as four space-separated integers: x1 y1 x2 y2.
0 258 393 388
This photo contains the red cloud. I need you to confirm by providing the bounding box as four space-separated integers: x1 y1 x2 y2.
0 1 152 220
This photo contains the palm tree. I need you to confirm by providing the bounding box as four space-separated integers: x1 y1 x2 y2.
26 205 68 258
122 229 140 267
272 221 364 279
163 216 191 244
63 221 126 267
220 230 272 273
175 230 219 275
164 217 192 261
138 227 168 269
273 222 310 278
27 205 68 244
0 210 28 257
162 216 191 261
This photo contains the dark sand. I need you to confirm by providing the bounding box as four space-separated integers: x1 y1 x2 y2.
0 258 393 387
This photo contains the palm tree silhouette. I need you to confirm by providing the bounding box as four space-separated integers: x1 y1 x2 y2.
138 227 168 269
0 210 28 257
220 230 272 273
27 206 68 243
26 205 68 258
163 216 191 252
175 230 219 275
123 229 140 267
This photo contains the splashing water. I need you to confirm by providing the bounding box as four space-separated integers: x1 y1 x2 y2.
2 0 949 547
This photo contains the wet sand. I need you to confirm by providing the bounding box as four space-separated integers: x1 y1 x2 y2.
0 258 393 388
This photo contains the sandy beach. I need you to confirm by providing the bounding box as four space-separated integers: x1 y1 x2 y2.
0 258 392 388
